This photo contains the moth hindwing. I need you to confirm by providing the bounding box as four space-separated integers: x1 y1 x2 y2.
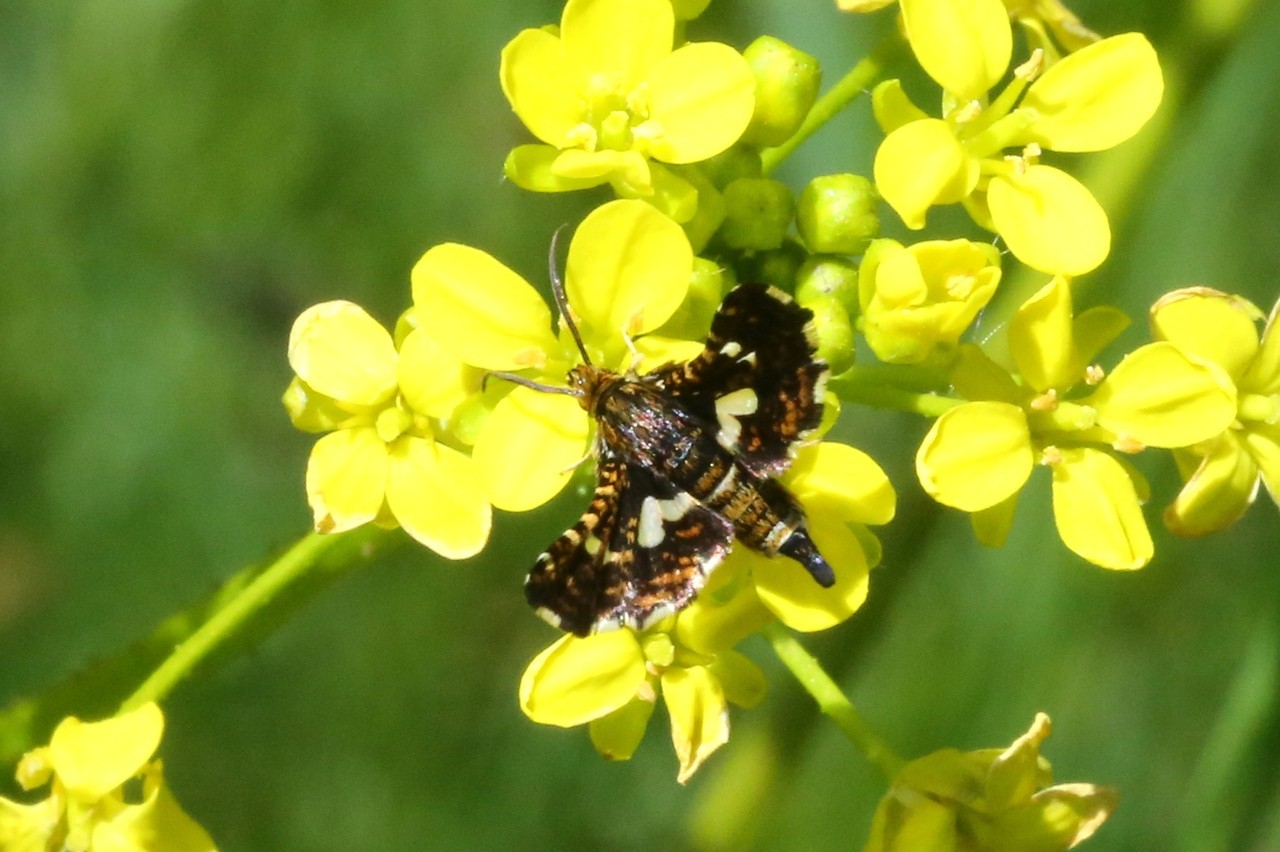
524 283 833 636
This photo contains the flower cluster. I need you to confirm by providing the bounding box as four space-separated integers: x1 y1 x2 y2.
263 0 1262 843
0 704 215 852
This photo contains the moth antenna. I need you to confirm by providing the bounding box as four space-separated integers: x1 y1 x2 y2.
548 225 592 366
484 370 579 396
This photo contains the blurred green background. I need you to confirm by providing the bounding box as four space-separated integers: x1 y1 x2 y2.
2 0 1279 849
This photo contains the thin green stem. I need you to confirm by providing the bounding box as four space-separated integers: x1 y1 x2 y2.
120 528 384 712
831 366 962 417
764 621 904 780
760 34 905 175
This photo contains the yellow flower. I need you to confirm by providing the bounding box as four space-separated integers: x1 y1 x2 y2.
412 199 698 512
870 0 1162 275
500 0 755 221
916 277 1237 569
866 713 1116 852
0 704 216 852
857 237 1003 364
284 300 491 558
519 574 768 784
837 0 1100 56
1151 288 1280 535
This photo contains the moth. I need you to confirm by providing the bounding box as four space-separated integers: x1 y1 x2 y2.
495 264 834 637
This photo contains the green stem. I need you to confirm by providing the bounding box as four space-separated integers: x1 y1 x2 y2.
760 34 905 175
120 528 386 712
831 366 962 417
764 621 904 780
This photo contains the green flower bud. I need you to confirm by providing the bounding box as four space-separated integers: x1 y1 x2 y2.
741 36 822 148
796 173 880 255
658 258 730 340
720 177 795 251
699 143 763 190
798 292 855 374
794 254 859 312
749 239 808 291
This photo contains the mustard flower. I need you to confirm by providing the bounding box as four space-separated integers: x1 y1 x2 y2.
412 199 701 512
284 300 491 558
519 558 777 783
500 0 755 222
866 713 1116 852
837 0 1099 55
870 0 1162 275
916 277 1237 570
1151 288 1280 535
857 237 1003 365
0 703 216 852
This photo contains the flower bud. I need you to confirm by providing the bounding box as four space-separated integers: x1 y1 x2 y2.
798 292 855 374
795 254 859 312
719 177 795 250
699 143 763 190
659 258 731 340
741 36 822 147
670 0 712 20
858 238 1001 364
796 173 880 254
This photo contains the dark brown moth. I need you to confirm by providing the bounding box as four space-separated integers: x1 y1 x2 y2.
494 258 834 636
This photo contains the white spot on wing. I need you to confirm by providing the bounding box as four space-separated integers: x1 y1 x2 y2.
720 340 743 358
638 496 665 548
716 387 758 448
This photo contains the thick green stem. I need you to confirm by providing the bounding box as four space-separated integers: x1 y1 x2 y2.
760 34 905 175
120 528 386 712
764 621 904 780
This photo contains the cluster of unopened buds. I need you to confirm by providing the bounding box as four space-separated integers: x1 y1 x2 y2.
5 1 1274 849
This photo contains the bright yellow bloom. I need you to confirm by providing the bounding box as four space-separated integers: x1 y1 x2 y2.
0 704 216 852
1151 288 1280 535
519 578 767 783
858 237 1003 364
284 300 491 558
916 277 1236 569
500 0 755 222
837 0 1099 56
412 199 699 512
870 2 1162 275
866 713 1116 851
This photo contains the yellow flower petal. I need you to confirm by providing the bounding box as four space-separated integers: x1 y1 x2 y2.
871 79 930 134
288 301 397 408
49 704 163 801
94 764 217 852
1244 424 1280 504
1150 288 1261 381
633 335 705 371
971 491 1019 547
305 427 389 534
643 42 755 164
674 569 774 654
916 402 1034 511
396 329 480 420
1020 32 1163 152
950 343 1023 404
499 28 580 147
988 165 1110 275
1009 275 1076 392
552 148 653 195
589 697 656 761
1243 298 1280 394
565 199 692 338
753 519 869 632
282 377 350 434
1071 305 1132 373
504 144 609 193
411 243 558 371
900 0 1013 100
1050 447 1152 570
1164 433 1259 536
709 649 768 709
1088 342 1237 448
787 442 896 525
520 631 647 727
0 795 59 851
385 437 491 559
661 665 729 784
561 0 673 91
472 387 589 512
874 119 979 230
